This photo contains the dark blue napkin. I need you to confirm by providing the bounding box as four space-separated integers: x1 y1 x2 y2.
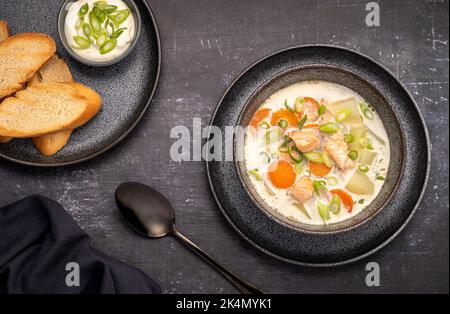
0 195 161 294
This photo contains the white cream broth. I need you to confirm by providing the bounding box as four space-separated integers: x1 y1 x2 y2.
244 81 390 225
65 0 135 62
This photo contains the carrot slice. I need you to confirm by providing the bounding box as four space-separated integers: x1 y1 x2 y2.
249 108 271 131
268 160 296 189
303 123 319 129
309 161 331 177
330 189 354 212
270 109 299 127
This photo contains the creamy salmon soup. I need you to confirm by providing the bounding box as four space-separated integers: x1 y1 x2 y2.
244 81 390 225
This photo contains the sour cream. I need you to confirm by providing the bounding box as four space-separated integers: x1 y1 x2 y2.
64 0 135 62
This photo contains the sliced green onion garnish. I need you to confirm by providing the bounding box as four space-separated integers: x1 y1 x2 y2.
283 99 295 113
94 1 108 7
96 31 108 47
344 133 355 143
294 97 305 112
280 135 292 147
298 114 308 130
78 3 89 17
259 121 270 129
317 202 330 222
336 108 351 122
366 143 374 150
330 194 341 215
317 105 326 116
376 175 385 181
294 163 304 174
348 150 358 160
93 6 107 23
72 36 91 49
103 5 118 13
321 152 333 168
358 199 365 204
248 169 263 181
319 122 339 134
89 11 102 33
277 118 288 129
82 23 92 37
358 164 369 173
259 152 270 164
304 152 323 163
111 27 127 39
326 176 339 186
313 180 328 195
293 202 311 219
111 9 131 25
99 38 117 54
360 102 375 120
288 145 304 163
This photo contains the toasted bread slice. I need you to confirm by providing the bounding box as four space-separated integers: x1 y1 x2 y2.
0 82 102 138
0 32 56 98
0 20 11 42
0 21 12 143
29 55 74 87
31 55 75 156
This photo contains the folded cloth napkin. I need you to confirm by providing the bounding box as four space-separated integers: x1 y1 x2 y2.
0 195 161 294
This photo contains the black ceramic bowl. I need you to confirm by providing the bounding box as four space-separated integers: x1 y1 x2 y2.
235 65 404 234
206 45 430 266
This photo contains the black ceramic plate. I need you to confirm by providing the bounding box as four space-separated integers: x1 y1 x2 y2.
0 0 160 166
206 45 430 266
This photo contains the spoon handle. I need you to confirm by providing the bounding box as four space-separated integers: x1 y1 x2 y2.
172 227 264 294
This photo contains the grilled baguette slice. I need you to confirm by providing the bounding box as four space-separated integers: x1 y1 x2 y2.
0 32 56 98
0 20 12 143
0 82 102 138
30 55 75 156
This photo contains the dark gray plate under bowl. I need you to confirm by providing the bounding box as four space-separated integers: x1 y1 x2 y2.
0 0 160 166
206 45 430 266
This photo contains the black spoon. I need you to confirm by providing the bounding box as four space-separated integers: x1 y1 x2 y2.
115 182 263 294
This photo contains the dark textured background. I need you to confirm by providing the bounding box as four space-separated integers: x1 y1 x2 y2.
0 0 448 293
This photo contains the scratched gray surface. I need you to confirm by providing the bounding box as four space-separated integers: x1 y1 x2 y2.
0 0 448 294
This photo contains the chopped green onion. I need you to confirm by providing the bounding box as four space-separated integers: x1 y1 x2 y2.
321 152 333 168
294 163 304 174
344 133 355 143
89 11 102 33
279 146 289 153
376 175 385 181
326 176 339 186
358 164 369 173
288 145 304 163
265 128 282 145
304 152 323 163
259 121 270 129
82 23 92 37
259 152 270 164
298 114 308 130
78 3 89 17
94 1 107 7
72 36 91 49
93 6 107 23
360 102 375 120
336 108 351 122
294 97 305 112
283 99 295 113
103 5 118 13
293 203 311 219
330 195 341 215
319 122 339 134
313 180 328 195
96 31 108 47
366 143 374 150
99 38 117 54
280 135 292 147
317 202 330 222
348 150 358 160
317 105 327 116
248 169 264 181
111 27 127 39
277 118 288 129
358 199 365 204
111 9 131 25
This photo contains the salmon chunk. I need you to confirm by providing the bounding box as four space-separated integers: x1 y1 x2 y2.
290 176 314 204
324 131 355 170
289 129 320 153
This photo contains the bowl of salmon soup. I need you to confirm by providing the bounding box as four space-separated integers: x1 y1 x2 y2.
235 65 405 233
